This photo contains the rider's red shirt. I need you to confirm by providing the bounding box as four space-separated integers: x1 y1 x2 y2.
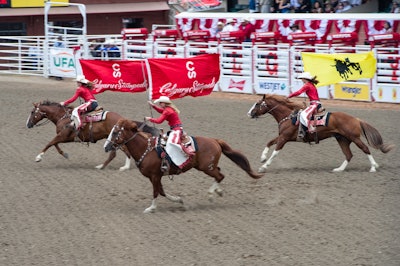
64 86 96 106
149 105 182 129
288 82 320 102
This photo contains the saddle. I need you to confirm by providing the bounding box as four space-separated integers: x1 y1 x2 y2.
83 108 107 123
155 133 198 175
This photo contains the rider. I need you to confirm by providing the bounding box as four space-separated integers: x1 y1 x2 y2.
60 75 98 130
145 96 194 165
287 72 323 134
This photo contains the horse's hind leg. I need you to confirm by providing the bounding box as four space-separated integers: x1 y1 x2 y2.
202 166 225 200
352 137 379 172
333 136 353 172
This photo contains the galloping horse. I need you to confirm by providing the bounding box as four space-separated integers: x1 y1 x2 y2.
247 94 394 173
26 101 158 170
104 118 263 213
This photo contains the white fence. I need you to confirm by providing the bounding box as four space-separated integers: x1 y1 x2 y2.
0 35 399 103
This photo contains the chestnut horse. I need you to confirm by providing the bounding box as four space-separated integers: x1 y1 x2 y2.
104 118 263 213
26 101 159 170
247 94 394 173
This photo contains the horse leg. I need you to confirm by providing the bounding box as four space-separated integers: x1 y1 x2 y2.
202 166 225 200
333 136 353 172
261 137 278 163
144 175 183 213
352 138 379 172
119 146 132 171
95 150 117 170
259 138 289 173
35 134 72 162
54 144 69 159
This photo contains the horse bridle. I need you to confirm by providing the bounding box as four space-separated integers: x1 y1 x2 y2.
31 105 71 127
110 123 154 167
255 100 294 128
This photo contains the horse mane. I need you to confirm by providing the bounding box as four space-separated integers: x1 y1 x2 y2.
40 100 74 110
265 94 304 110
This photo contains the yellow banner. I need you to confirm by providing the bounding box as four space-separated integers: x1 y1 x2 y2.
11 0 68 8
333 83 370 101
302 51 377 87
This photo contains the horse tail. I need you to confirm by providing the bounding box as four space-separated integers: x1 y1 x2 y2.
216 139 263 179
360 120 395 153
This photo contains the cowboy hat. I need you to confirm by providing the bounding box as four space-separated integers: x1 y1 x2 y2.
154 96 172 104
76 74 89 84
297 72 315 80
226 18 235 24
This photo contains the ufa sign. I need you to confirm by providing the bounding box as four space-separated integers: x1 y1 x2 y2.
49 48 77 77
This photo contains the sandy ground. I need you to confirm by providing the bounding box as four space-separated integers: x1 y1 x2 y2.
1 74 399 266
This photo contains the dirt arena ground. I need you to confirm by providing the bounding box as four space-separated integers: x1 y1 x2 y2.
1 74 399 266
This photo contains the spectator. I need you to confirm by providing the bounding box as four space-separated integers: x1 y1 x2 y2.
390 1 400 13
341 0 352 11
383 21 393 33
249 0 260 13
278 0 292 13
260 0 272 12
324 1 334 12
222 19 238 32
215 21 225 35
54 36 66 48
349 0 361 6
311 0 324 12
335 1 344 12
294 0 311 13
239 18 255 42
101 39 120 58
290 24 302 33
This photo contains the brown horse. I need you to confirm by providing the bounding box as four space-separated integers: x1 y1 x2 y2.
247 94 394 173
26 101 159 170
104 118 263 213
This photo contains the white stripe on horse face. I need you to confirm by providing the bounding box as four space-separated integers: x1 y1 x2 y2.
247 103 257 117
104 126 116 149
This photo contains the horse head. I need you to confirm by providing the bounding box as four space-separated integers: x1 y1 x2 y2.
247 94 304 119
26 102 47 128
104 119 138 152
247 94 270 118
26 101 71 128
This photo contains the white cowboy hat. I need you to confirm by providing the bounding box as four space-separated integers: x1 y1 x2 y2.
76 74 89 84
226 18 235 24
297 72 315 80
154 96 172 104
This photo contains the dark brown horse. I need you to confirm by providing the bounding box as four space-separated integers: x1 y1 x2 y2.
247 94 394 173
26 101 159 170
104 118 263 213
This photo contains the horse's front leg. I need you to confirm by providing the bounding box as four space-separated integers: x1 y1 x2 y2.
95 149 117 170
35 134 72 162
261 136 278 163
258 138 287 173
118 146 132 171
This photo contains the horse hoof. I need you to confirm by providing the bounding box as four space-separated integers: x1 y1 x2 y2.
95 164 104 170
332 168 344 172
215 188 223 197
143 207 155 214
119 166 129 171
35 157 42 162
63 153 69 159
258 167 266 173
260 157 267 163
369 168 377 173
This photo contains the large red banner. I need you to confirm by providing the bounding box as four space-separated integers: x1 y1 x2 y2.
80 60 148 94
147 53 220 100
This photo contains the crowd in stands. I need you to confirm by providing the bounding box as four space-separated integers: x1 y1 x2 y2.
254 0 369 13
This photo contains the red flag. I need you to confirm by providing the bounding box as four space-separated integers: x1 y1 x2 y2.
147 54 220 100
80 60 148 94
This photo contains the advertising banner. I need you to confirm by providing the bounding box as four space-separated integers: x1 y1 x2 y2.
333 83 370 101
49 48 77 78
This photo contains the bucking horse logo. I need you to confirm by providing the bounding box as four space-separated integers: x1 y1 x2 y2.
333 58 363 80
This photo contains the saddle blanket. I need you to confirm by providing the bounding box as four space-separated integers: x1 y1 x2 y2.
84 111 108 123
156 133 198 169
293 111 331 128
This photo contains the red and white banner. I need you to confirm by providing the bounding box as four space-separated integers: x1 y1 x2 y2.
147 53 220 100
80 60 148 94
